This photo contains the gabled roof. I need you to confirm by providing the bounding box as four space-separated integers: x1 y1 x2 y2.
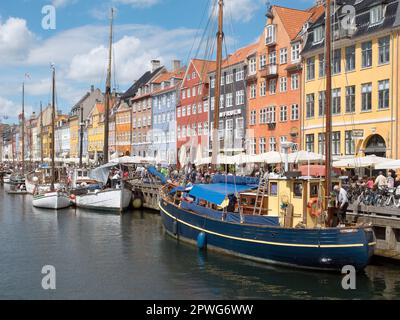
272 6 314 41
221 42 258 68
121 66 164 100
152 67 185 84
191 59 217 82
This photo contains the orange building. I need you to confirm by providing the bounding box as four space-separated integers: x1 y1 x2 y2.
115 101 132 156
247 5 323 155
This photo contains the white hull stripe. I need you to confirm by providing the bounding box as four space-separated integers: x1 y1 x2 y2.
160 203 375 249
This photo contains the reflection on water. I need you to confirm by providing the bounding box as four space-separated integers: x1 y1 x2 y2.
0 186 399 300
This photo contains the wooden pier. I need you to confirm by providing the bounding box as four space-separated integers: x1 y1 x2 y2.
347 204 400 260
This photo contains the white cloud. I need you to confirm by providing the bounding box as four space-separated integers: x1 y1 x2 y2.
112 0 160 8
52 0 78 8
225 0 264 22
0 17 35 63
67 26 196 85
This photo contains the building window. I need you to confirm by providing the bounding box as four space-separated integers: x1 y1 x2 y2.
313 26 324 43
291 104 299 121
260 81 267 96
319 54 325 77
332 131 341 156
192 104 197 114
236 118 244 139
318 133 325 155
345 86 356 113
267 106 276 123
198 103 202 114
260 137 266 154
226 73 233 84
318 91 326 117
203 101 209 112
345 45 356 71
220 95 225 109
260 108 267 124
204 122 209 135
250 138 256 155
260 54 267 69
306 57 315 80
362 83 372 111
269 51 276 65
306 94 315 119
269 79 276 94
370 5 383 25
362 41 373 68
345 131 355 155
333 49 341 74
187 105 191 116
249 57 257 74
210 78 215 88
280 106 288 122
332 88 341 115
379 36 390 64
269 137 277 152
291 74 299 90
226 93 233 107
236 68 244 81
306 134 315 152
378 79 390 109
280 48 287 64
250 83 256 99
250 110 256 125
210 97 215 110
279 77 287 92
236 90 245 105
291 42 301 63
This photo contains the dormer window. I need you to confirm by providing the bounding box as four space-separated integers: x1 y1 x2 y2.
370 5 384 25
313 26 324 44
265 24 276 45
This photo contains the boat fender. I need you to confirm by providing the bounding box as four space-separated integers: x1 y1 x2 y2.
197 232 207 250
70 194 76 200
172 220 178 235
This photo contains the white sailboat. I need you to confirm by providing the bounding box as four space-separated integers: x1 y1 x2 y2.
74 9 132 213
32 65 71 210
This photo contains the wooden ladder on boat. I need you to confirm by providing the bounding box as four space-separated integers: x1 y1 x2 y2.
253 177 268 215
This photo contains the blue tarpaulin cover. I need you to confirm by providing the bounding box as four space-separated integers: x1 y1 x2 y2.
148 166 167 184
189 183 255 206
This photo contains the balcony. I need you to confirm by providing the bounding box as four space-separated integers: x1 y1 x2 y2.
333 26 356 41
260 64 278 79
246 72 257 83
267 121 276 130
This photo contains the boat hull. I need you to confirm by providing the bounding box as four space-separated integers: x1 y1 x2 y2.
159 200 375 271
33 192 71 210
75 188 132 212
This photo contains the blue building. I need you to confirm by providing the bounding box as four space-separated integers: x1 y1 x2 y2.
150 64 185 164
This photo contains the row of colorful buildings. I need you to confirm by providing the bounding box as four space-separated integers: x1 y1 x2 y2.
2 1 400 164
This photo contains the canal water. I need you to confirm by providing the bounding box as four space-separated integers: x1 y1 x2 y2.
0 186 399 300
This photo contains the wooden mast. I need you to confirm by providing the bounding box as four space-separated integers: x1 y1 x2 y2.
324 0 333 218
103 8 114 164
51 66 56 191
21 82 25 175
40 102 44 163
211 0 224 167
79 106 84 167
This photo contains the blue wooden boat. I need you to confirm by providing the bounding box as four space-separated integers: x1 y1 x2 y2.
159 177 376 272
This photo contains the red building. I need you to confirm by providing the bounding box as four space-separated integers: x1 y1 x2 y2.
176 59 216 166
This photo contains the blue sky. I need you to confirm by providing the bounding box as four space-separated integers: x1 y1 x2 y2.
0 0 314 124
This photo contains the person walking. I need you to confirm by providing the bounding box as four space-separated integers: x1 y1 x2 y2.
334 185 349 227
375 171 388 188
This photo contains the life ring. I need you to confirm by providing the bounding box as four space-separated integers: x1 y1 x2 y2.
308 199 322 217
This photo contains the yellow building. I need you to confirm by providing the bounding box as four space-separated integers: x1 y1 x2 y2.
301 1 400 159
87 103 105 158
69 115 79 158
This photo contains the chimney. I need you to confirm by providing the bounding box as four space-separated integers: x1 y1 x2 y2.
151 60 161 72
90 85 94 92
172 60 181 71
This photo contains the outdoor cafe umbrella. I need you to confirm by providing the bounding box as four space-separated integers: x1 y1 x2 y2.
333 155 393 168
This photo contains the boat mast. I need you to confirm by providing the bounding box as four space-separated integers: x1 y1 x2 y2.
79 106 84 167
40 102 44 163
211 0 224 167
51 65 56 191
21 82 25 175
103 8 114 165
324 0 332 213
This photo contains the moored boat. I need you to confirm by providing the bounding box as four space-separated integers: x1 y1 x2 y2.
33 191 71 210
160 176 376 271
74 187 132 212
